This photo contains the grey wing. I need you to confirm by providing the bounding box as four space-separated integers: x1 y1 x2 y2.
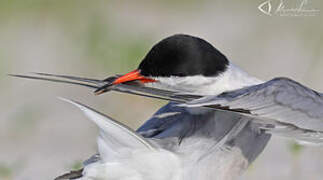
137 102 271 163
184 77 323 143
137 102 255 151
137 102 189 139
136 102 246 141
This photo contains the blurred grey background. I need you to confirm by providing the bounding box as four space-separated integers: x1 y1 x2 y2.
1 0 323 179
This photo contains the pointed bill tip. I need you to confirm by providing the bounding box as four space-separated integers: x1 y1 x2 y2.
94 89 106 96
94 82 114 95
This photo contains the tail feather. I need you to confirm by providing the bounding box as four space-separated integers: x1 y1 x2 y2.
59 98 156 161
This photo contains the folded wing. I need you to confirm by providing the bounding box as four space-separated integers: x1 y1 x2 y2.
184 78 323 144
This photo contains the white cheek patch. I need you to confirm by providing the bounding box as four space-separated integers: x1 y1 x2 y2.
145 64 263 96
152 75 218 93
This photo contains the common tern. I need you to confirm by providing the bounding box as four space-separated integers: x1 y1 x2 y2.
10 34 323 180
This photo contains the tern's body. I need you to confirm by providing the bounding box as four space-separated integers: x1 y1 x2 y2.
12 34 323 180
65 59 271 180
71 101 270 180
74 63 271 180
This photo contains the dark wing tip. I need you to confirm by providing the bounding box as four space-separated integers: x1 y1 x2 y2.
7 73 21 77
54 168 83 180
8 73 99 89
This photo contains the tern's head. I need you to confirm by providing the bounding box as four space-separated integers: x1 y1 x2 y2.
138 34 229 79
110 34 261 95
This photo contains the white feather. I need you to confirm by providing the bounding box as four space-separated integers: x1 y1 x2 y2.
59 98 155 160
59 98 183 180
146 63 263 96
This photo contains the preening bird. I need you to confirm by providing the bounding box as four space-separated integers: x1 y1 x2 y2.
10 34 323 180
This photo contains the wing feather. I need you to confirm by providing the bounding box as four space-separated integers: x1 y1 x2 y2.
59 98 156 161
184 78 323 132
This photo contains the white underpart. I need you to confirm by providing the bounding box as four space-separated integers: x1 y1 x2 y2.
81 149 182 180
147 63 263 96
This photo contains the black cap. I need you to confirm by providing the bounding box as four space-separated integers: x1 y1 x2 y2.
138 34 229 77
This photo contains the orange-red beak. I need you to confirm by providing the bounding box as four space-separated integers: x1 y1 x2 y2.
94 69 156 95
112 69 156 85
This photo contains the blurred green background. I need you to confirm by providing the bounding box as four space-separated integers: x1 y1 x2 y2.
1 0 323 179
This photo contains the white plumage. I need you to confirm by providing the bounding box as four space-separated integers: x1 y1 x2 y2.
60 98 182 180
59 98 269 180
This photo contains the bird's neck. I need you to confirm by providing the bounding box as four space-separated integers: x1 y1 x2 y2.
200 63 263 95
149 63 263 96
